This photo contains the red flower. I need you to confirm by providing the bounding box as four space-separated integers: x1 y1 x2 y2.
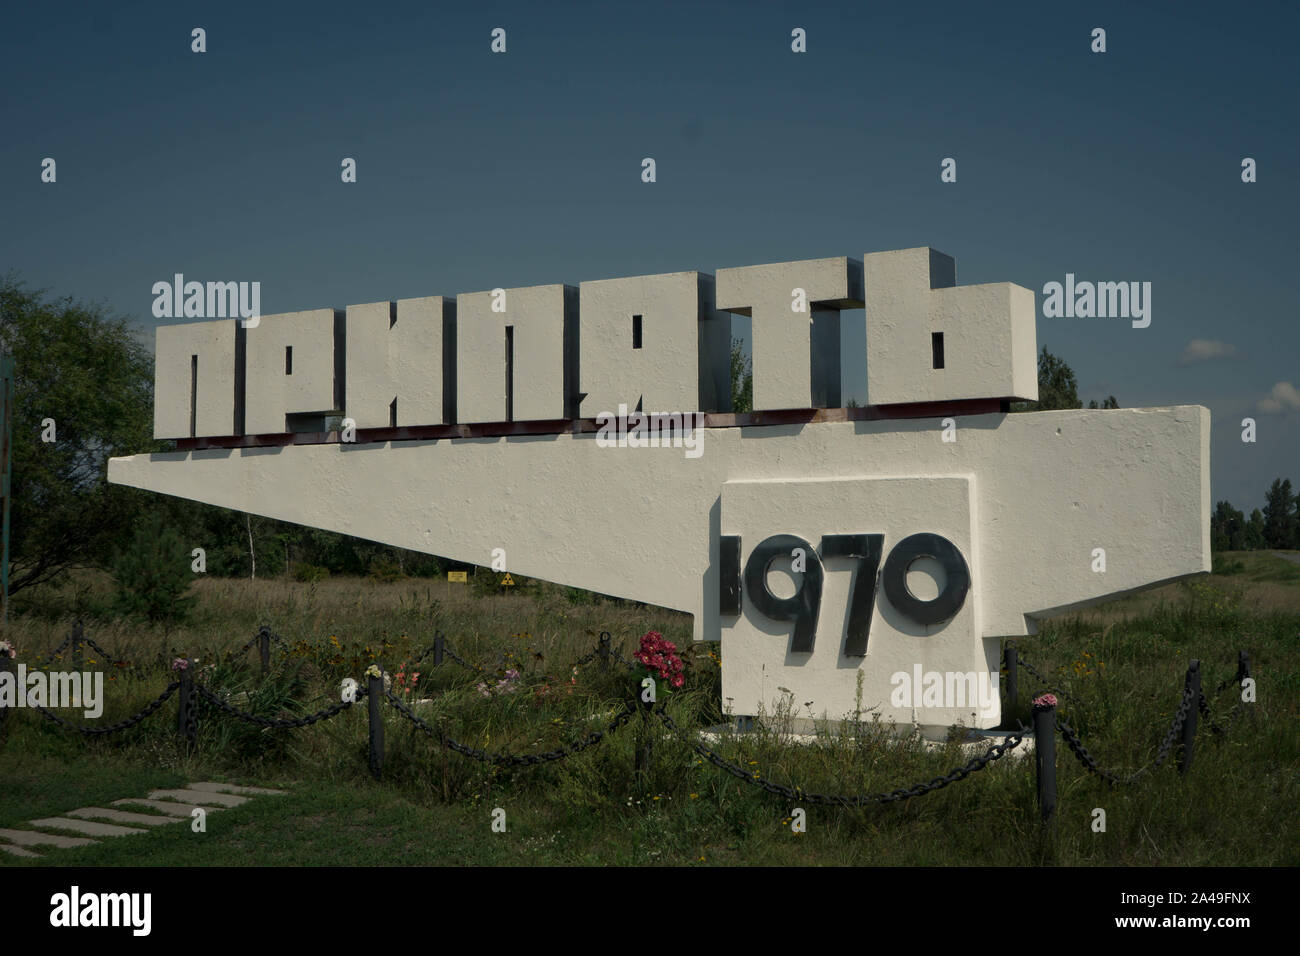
635 631 685 687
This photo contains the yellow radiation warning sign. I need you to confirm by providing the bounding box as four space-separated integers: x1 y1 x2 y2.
500 573 516 587
447 571 468 583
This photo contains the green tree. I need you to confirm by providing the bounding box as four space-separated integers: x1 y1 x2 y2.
1211 500 1246 551
1262 478 1298 549
1011 348 1119 413
1032 346 1082 410
729 337 752 414
0 275 159 594
1244 509 1266 550
112 512 197 625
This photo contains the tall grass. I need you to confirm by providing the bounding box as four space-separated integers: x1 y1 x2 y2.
2 553 1297 865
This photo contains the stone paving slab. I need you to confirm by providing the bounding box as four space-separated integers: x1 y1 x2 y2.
0 844 41 858
149 788 249 807
0 827 96 848
189 781 289 796
112 799 223 818
0 782 289 860
30 817 146 837
66 807 177 826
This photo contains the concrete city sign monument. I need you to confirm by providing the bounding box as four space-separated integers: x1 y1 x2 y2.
108 247 1211 730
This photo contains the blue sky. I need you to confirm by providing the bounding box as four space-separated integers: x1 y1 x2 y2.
2 0 1296 512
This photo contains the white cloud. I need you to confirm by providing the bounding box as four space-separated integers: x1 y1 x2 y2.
1178 338 1236 366
1258 381 1300 414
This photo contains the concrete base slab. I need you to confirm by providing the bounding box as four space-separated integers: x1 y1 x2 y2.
30 818 146 837
67 807 177 826
696 723 1036 759
189 781 289 796
149 788 249 807
0 827 96 848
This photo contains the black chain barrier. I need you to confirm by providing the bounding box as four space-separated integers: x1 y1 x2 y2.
1015 650 1080 704
656 708 1027 807
426 633 636 680
1199 661 1249 734
382 688 640 766
410 634 444 667
80 635 128 667
32 682 181 736
31 633 74 670
1055 684 1195 785
193 683 366 729
237 627 289 654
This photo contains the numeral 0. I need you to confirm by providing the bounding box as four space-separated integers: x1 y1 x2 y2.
719 531 970 656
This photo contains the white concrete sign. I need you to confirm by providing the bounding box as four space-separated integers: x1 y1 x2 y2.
110 248 1211 729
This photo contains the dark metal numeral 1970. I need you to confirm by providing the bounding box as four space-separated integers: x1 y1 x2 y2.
719 531 970 656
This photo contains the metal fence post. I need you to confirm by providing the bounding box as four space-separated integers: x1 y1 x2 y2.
634 681 654 791
368 672 384 779
1003 642 1018 726
1033 698 1057 824
1179 659 1200 775
433 632 444 667
258 625 271 676
1239 650 1251 685
177 657 195 742
598 631 610 670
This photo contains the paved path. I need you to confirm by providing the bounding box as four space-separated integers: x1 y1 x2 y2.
1273 551 1300 565
0 782 287 860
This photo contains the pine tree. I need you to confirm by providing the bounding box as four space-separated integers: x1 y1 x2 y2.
112 513 198 625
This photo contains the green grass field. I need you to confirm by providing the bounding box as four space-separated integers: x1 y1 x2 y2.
2 552 1297 866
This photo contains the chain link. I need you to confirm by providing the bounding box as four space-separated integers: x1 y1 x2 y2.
382 689 639 766
1015 650 1080 704
31 633 75 669
1056 685 1194 785
80 636 128 667
237 627 290 656
441 642 487 673
193 683 365 728
656 709 1024 807
435 636 632 679
1198 689 1243 735
32 682 181 735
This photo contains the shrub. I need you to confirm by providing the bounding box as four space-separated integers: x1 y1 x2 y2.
293 563 331 582
111 514 198 625
368 555 407 583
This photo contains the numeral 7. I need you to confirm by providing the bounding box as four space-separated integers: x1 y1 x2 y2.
819 534 885 657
